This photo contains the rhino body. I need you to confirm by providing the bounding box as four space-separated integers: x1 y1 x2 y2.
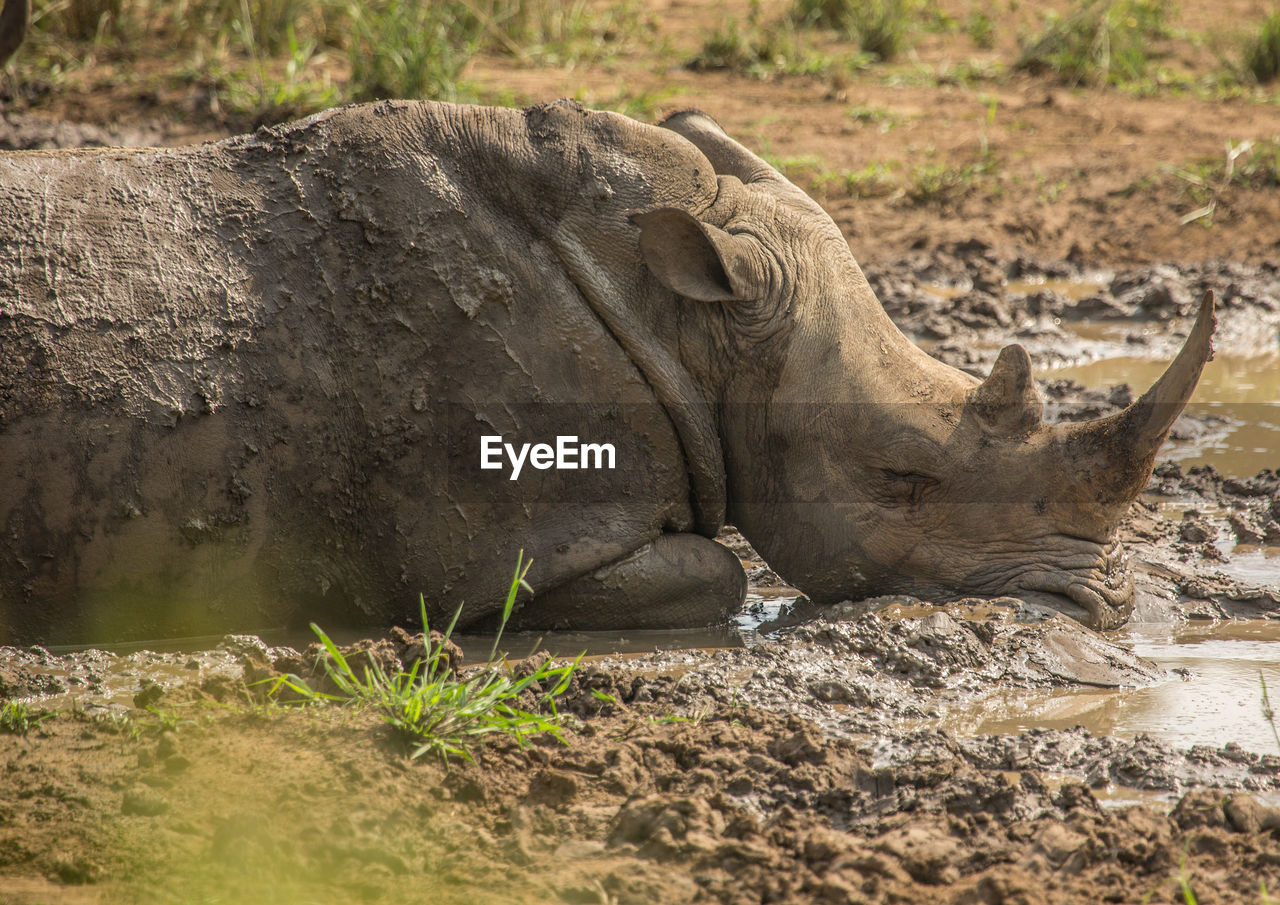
0 100 1212 643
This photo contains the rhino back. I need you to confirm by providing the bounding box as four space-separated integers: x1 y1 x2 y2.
0 101 712 642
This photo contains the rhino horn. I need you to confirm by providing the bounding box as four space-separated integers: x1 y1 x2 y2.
969 343 1043 437
1059 290 1217 507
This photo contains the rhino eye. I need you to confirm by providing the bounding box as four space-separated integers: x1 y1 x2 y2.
878 469 939 506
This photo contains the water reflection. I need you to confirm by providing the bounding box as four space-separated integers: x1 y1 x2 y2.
930 621 1280 755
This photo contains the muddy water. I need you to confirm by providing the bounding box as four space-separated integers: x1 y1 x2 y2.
1005 276 1106 300
1046 348 1280 476
445 589 798 664
927 621 1280 756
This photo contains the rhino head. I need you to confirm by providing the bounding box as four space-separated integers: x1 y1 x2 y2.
632 111 1214 630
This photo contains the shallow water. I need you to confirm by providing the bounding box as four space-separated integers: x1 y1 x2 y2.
1005 277 1106 300
927 621 1280 756
446 588 798 663
1046 348 1280 477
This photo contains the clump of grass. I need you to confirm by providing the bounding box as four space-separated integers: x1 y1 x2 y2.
839 162 897 198
848 104 903 130
966 8 996 50
1163 138 1280 225
1242 11 1280 84
689 5 831 78
344 0 486 103
1014 0 1172 87
844 0 915 61
790 0 932 61
60 0 123 41
269 552 580 762
907 158 996 204
0 700 49 736
489 0 653 66
23 0 651 120
220 0 332 58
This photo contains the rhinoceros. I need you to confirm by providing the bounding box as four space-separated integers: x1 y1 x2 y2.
0 99 1213 643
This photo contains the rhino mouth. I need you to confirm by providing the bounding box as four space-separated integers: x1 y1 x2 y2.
1006 539 1134 630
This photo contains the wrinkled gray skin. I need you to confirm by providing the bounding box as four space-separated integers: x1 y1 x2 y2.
0 100 1213 643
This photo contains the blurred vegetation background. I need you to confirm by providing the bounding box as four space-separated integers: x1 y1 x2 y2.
8 0 661 122
5 0 1279 130
2 0 1278 238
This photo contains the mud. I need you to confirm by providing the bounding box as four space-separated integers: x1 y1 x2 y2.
2 617 1280 904
867 251 1280 372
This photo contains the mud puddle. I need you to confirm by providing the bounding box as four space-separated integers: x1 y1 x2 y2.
921 621 1280 756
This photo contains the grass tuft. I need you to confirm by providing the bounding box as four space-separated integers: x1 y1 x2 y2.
20 0 653 120
0 700 49 736
345 0 486 103
966 8 995 50
267 552 581 762
1015 0 1172 87
1242 11 1280 84
791 0 936 61
689 4 833 78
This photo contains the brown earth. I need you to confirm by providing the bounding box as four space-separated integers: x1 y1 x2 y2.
1 669 1278 905
3 0 1280 902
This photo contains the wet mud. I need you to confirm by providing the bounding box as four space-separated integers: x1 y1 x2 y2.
2 619 1279 904
1 253 1277 901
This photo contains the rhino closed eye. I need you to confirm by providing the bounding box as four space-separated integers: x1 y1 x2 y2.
876 469 939 506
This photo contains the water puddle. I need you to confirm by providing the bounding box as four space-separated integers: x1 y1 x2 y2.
34 588 803 666
447 588 803 663
1006 276 1107 301
926 621 1280 756
1043 349 1280 476
921 277 1107 302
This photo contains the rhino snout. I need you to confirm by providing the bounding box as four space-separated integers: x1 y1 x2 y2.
1007 539 1135 630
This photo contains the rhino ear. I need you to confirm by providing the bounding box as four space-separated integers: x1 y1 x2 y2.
630 207 768 302
969 344 1043 437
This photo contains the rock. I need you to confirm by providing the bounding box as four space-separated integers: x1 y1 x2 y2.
1229 510 1265 544
1224 794 1280 834
769 729 828 766
132 681 164 710
1179 511 1214 544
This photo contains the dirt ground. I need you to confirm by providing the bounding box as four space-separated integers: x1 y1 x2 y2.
2 0 1280 902
1 614 1279 905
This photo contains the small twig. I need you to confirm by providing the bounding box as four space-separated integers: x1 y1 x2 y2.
1261 670 1280 754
